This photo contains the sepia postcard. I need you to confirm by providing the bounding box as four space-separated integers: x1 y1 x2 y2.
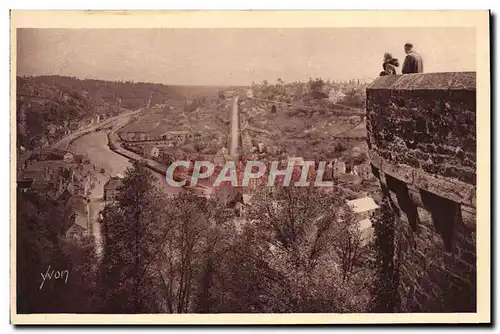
10 10 490 325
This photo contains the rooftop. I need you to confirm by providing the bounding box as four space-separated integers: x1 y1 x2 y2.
31 180 57 192
50 148 72 158
104 177 122 191
24 160 72 171
346 196 379 214
74 214 88 229
20 160 73 181
67 196 88 216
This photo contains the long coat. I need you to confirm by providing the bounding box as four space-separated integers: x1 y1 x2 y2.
402 51 424 74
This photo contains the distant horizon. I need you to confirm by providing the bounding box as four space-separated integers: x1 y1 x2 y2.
16 28 476 86
16 73 374 87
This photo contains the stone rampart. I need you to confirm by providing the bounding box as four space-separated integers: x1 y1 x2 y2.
366 72 476 312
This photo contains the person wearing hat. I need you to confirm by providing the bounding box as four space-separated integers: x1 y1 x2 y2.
402 42 423 74
379 52 400 76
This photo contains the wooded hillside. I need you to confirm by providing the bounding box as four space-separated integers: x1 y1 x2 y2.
16 75 186 150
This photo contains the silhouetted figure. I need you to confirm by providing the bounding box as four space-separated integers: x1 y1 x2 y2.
271 105 277 114
402 42 423 74
379 52 400 76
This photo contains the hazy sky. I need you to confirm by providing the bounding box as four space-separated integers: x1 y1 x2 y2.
17 28 476 85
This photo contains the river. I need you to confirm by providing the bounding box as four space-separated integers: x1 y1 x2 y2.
67 125 184 259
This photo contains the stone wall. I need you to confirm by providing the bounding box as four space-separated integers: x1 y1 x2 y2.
366 72 476 312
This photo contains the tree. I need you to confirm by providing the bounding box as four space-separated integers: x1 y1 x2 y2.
226 186 373 312
309 78 325 93
337 220 363 282
16 189 100 313
193 199 237 313
371 198 399 312
101 162 230 313
101 161 168 313
154 192 212 313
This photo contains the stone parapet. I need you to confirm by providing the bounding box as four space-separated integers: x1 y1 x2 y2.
366 72 476 312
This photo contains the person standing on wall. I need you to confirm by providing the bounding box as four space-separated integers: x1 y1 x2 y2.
402 42 424 74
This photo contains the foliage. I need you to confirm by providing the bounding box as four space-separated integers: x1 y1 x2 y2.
341 88 365 108
333 141 348 153
203 187 374 313
308 78 326 93
184 96 207 113
98 176 376 313
101 162 220 313
16 189 100 313
16 75 186 150
371 198 399 312
100 161 168 313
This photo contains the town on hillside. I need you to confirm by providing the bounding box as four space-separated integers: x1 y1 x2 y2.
14 22 480 318
16 74 385 314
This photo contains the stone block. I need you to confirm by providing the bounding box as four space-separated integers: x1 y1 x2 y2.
448 72 476 91
368 150 382 169
367 74 401 90
391 72 458 91
413 171 475 205
382 161 415 184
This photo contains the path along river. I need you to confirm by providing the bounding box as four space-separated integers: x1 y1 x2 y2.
65 113 184 259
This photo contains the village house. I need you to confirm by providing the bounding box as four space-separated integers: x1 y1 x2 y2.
73 154 89 164
142 144 160 159
337 172 363 185
57 183 77 202
161 130 191 142
65 196 89 240
118 129 167 143
104 177 122 203
357 218 375 247
346 196 380 247
346 196 380 220
30 180 62 199
49 148 74 163
17 179 33 192
328 88 347 103
333 159 347 177
25 148 52 165
19 160 73 197
71 163 96 197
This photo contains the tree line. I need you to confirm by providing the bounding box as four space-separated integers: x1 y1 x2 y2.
97 162 397 313
16 161 399 313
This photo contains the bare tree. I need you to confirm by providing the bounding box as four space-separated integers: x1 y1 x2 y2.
155 193 211 313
